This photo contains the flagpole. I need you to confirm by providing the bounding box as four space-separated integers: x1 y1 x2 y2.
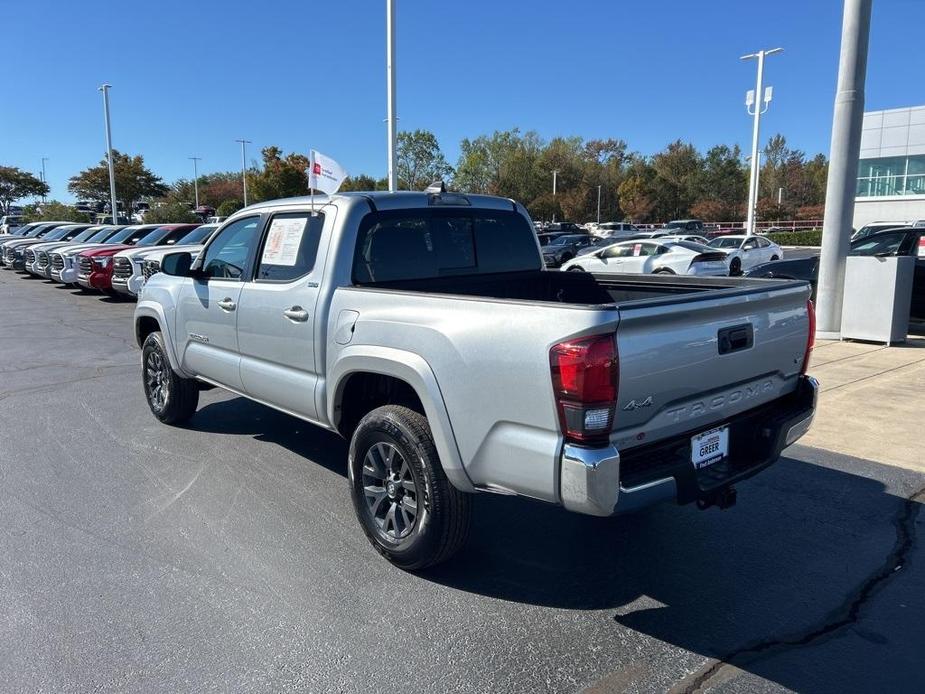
309 150 315 216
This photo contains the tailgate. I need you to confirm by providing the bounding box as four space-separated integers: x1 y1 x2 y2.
612 280 811 449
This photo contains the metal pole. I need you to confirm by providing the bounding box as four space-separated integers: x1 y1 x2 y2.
99 84 119 224
386 0 397 192
552 170 558 223
816 0 872 337
189 157 201 209
741 48 782 235
597 184 602 224
40 157 48 203
235 139 251 206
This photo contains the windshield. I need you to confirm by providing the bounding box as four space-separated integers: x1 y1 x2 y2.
550 234 586 245
136 226 196 247
709 237 741 249
26 225 52 237
177 225 216 244
43 227 76 241
106 226 144 243
666 221 686 229
849 232 907 256
68 227 101 243
84 227 116 242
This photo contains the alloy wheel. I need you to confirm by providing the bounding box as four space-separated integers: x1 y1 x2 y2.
361 442 419 540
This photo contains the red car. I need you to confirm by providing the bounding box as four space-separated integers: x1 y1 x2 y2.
76 224 199 293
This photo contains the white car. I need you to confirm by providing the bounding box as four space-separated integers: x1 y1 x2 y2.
561 239 730 276
658 234 711 246
112 224 219 297
707 235 783 275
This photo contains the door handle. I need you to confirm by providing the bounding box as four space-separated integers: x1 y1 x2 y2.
283 306 309 322
217 297 236 311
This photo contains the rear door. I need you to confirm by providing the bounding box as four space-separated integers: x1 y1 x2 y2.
236 208 331 420
175 215 264 389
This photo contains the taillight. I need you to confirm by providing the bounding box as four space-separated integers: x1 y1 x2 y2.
801 299 815 375
550 334 619 446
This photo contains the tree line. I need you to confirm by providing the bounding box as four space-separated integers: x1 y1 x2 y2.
3 129 828 225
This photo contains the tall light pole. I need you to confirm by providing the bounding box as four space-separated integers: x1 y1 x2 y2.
386 0 398 192
552 169 559 222
40 157 49 203
98 84 119 223
816 0 872 337
189 157 201 209
741 47 782 235
235 139 251 206
597 185 602 224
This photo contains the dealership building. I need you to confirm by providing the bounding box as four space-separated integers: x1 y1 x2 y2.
854 104 925 228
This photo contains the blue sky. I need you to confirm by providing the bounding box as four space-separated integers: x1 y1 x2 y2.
4 0 924 202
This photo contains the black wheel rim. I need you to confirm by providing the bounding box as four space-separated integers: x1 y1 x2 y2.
144 350 170 412
361 442 419 540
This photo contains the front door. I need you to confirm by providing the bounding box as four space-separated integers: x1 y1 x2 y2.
174 215 264 390
237 209 331 421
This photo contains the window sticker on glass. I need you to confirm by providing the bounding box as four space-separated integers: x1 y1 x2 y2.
918 236 925 258
262 217 307 266
633 243 642 256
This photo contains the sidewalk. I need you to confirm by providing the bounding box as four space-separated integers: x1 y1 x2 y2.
801 335 925 472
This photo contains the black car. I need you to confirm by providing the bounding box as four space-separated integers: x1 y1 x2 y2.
542 233 593 267
745 228 925 321
537 232 569 246
544 222 583 233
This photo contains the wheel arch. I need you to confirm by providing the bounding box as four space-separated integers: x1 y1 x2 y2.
328 346 474 493
134 302 188 376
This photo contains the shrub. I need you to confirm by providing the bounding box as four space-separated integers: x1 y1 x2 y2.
143 202 200 225
765 229 823 247
216 199 243 217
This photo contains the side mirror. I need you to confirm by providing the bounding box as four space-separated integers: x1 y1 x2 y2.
161 251 194 277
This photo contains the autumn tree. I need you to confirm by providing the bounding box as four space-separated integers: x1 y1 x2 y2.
0 166 49 213
397 130 453 190
68 150 166 214
248 146 311 202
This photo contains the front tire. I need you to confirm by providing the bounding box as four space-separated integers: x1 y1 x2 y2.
142 331 199 424
349 405 471 570
730 257 742 276
567 265 585 272
770 255 780 261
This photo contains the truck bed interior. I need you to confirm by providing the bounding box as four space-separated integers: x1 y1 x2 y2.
353 270 783 308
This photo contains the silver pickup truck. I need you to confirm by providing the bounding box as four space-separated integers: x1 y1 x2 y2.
134 189 817 569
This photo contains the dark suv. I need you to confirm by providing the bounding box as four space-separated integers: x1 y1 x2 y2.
542 233 593 267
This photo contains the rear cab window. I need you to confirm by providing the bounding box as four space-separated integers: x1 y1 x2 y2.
352 208 539 284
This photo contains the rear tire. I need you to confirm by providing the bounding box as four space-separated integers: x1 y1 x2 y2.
730 257 742 276
653 268 675 275
142 331 199 425
770 255 780 261
349 405 471 570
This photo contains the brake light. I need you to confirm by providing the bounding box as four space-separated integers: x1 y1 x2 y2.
550 334 619 445
801 299 816 375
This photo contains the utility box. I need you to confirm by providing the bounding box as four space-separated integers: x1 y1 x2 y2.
840 255 914 344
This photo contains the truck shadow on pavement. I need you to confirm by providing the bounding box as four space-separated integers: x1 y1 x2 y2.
424 454 925 693
192 396 349 479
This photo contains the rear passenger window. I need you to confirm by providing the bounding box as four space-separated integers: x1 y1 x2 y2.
353 209 539 283
256 212 324 281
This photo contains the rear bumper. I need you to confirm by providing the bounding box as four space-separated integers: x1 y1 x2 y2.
559 375 819 516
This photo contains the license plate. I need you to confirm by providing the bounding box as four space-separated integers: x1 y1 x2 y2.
691 426 729 469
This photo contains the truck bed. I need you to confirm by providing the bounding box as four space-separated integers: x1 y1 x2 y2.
355 269 800 308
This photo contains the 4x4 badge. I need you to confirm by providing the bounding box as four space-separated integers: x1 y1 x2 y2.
623 396 653 411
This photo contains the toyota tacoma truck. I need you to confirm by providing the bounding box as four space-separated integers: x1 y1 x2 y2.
135 189 818 570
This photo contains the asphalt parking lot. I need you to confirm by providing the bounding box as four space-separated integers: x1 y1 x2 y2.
1 270 923 693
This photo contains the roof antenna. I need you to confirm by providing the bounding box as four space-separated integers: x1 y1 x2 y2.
424 181 446 194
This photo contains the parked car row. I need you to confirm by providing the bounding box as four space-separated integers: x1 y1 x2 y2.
537 227 784 276
0 220 217 298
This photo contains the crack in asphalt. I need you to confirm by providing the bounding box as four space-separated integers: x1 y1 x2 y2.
671 484 925 693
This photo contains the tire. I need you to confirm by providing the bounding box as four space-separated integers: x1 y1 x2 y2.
730 257 742 276
653 268 675 275
567 265 585 272
141 331 199 425
349 405 471 570
770 255 780 261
